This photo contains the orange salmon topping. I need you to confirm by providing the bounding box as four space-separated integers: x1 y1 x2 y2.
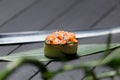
45 31 78 45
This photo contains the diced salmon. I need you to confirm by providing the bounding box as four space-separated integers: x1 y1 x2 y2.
45 31 78 45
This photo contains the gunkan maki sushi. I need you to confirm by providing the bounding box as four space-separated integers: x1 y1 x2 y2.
44 31 78 58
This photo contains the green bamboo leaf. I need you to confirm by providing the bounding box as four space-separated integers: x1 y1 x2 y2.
0 43 120 62
77 43 120 56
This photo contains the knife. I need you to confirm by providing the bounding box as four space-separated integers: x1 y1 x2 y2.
0 27 120 45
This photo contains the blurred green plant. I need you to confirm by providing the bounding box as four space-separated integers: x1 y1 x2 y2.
0 47 120 80
0 34 120 80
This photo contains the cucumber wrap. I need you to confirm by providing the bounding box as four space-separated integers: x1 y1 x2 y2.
44 43 78 58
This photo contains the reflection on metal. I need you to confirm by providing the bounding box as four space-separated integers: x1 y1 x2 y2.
0 27 120 45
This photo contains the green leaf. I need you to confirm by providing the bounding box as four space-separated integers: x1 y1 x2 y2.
0 43 120 62
77 43 120 56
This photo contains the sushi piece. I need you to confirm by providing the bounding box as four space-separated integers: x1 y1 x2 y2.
44 31 78 58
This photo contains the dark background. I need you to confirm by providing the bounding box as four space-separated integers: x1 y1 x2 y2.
0 0 120 80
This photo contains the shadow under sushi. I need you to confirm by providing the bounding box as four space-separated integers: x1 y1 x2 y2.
45 53 79 62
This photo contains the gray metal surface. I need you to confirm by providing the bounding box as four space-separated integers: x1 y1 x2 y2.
0 27 120 45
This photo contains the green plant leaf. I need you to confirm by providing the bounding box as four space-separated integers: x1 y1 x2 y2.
77 43 120 56
0 43 120 62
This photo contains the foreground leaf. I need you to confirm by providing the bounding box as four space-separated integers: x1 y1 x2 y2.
0 44 120 62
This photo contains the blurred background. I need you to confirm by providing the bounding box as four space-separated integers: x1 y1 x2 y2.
0 0 120 80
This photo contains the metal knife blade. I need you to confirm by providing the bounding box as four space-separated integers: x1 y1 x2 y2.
0 27 120 45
